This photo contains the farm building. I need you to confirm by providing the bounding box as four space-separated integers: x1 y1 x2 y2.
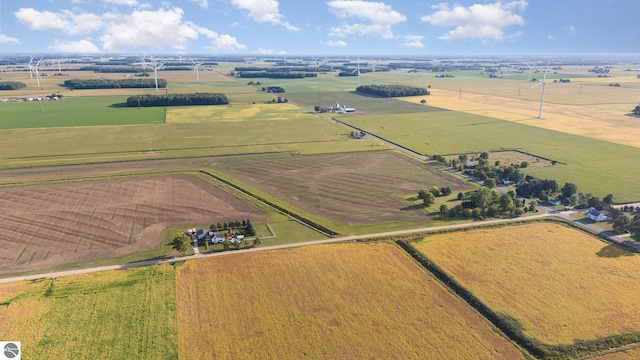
548 199 562 206
587 207 610 222
463 161 477 169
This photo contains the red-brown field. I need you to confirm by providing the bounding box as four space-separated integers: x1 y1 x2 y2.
0 175 265 275
209 151 473 225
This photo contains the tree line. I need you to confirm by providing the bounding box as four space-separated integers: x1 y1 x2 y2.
0 82 26 90
356 84 429 97
210 219 256 236
236 72 317 79
262 86 285 93
125 93 228 107
64 78 167 89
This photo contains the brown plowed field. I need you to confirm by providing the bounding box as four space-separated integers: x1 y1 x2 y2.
209 151 473 225
0 175 265 275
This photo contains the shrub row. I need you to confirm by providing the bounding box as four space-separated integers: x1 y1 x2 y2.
126 93 228 107
397 239 640 359
356 84 429 97
64 78 167 89
0 81 27 90
197 170 338 237
237 72 317 79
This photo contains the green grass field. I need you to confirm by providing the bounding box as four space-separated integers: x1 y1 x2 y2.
0 103 386 169
0 96 164 129
337 111 640 202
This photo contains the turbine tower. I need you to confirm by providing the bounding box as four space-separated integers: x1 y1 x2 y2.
528 62 549 119
28 55 35 80
34 57 42 88
150 57 165 91
350 57 361 87
190 58 202 82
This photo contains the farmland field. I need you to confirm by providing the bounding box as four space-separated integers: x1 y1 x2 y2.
336 110 640 202
166 102 318 123
209 150 475 232
176 242 525 359
0 265 177 359
0 107 384 169
413 222 640 345
0 96 164 129
0 174 265 275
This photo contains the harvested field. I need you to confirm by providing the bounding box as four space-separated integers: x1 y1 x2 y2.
176 243 525 359
209 151 474 226
0 174 265 275
402 88 640 149
0 265 177 359
413 222 640 345
595 347 640 359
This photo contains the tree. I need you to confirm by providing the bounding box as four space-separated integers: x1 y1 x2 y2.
440 186 452 196
634 105 640 115
439 204 448 215
204 241 209 251
172 234 191 255
613 214 632 233
420 99 426 105
520 161 529 168
603 193 614 205
422 192 435 207
430 186 441 197
245 220 256 236
480 152 489 160
561 183 578 198
484 178 496 188
254 237 261 246
222 239 230 251
314 105 320 112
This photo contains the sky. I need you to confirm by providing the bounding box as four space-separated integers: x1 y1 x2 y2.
0 0 638 56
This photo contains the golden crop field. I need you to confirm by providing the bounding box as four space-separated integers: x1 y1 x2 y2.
595 347 640 360
176 243 525 360
402 88 640 148
166 103 314 123
0 266 177 359
413 222 640 345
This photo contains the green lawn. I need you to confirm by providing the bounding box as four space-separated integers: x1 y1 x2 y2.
0 96 164 129
338 111 640 202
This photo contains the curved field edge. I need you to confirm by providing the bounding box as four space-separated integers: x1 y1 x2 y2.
175 242 526 360
398 220 640 359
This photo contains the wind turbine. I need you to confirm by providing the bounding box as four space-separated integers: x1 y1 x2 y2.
528 62 549 119
150 57 165 91
350 57 361 87
190 58 202 82
34 57 42 88
28 55 35 80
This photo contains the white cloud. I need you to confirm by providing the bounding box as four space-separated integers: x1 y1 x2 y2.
101 0 140 6
14 5 245 53
14 8 104 35
230 0 299 31
100 8 201 51
255 48 274 54
208 34 247 52
421 1 527 43
401 35 424 48
48 39 100 53
327 0 406 39
326 39 348 47
563 25 577 36
547 35 555 41
0 34 21 45
189 0 209 9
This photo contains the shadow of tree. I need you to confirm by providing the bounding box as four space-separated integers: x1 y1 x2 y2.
596 244 634 258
